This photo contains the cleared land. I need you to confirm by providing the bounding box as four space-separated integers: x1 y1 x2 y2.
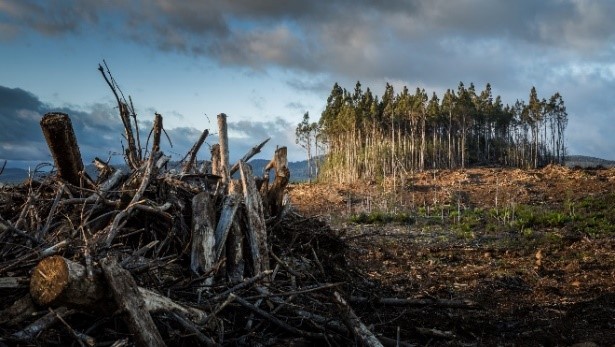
290 165 615 346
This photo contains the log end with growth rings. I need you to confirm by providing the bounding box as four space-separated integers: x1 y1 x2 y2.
30 256 70 306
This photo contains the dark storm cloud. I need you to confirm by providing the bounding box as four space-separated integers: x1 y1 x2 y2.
0 85 302 168
0 85 127 166
2 1 613 75
2 0 615 159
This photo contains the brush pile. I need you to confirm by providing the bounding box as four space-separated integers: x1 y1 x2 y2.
0 66 382 346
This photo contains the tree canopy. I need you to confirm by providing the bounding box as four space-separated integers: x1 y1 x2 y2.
312 81 568 183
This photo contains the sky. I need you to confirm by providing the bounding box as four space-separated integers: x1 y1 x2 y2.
1 0 615 170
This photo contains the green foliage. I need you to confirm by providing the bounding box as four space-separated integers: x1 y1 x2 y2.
349 211 415 225
316 80 568 184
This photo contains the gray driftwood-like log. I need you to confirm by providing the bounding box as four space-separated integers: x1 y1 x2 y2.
100 257 166 347
40 113 93 188
29 255 106 309
333 291 384 347
264 146 290 217
190 192 216 276
217 113 230 184
214 192 240 260
229 137 271 176
225 180 245 282
211 144 221 178
239 161 270 275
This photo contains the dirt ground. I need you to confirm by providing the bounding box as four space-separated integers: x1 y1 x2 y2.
289 165 615 346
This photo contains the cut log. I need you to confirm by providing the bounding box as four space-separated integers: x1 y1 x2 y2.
40 113 93 188
29 255 106 309
190 192 216 276
100 257 166 347
239 161 270 275
217 113 230 184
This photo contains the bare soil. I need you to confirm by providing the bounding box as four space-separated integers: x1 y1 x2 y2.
289 165 615 346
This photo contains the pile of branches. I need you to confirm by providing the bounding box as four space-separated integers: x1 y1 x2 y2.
0 67 392 347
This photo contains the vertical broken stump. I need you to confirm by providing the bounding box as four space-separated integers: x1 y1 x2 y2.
40 112 92 188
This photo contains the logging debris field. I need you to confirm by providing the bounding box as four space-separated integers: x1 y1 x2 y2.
290 165 615 346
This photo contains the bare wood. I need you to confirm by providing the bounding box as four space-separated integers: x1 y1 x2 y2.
333 291 384 347
217 113 230 184
211 144 221 177
229 137 271 176
265 146 290 217
138 287 208 324
100 257 167 347
226 180 244 282
214 192 240 260
182 129 209 174
40 113 94 188
239 161 270 275
29 255 106 309
190 192 216 276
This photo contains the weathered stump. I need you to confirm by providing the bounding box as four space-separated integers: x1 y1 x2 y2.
40 113 93 188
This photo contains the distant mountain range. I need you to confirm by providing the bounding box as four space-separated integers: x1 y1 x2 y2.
2 155 613 185
564 155 615 168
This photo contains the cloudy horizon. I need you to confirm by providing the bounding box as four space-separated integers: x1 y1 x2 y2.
1 0 614 169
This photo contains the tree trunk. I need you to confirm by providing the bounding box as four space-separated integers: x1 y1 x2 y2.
190 192 216 277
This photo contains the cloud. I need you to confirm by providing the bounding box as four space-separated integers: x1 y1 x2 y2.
2 1 615 160
0 85 303 168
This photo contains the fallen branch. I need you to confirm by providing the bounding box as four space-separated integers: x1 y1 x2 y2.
333 291 384 347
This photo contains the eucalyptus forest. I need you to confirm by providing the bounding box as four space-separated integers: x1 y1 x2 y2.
303 81 568 183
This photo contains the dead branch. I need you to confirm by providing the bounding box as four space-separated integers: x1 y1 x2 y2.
229 137 271 176
333 291 384 347
182 129 209 174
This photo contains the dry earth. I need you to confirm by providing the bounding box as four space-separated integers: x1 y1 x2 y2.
289 165 615 346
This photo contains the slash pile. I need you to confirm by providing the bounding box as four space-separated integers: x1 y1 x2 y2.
0 101 385 346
